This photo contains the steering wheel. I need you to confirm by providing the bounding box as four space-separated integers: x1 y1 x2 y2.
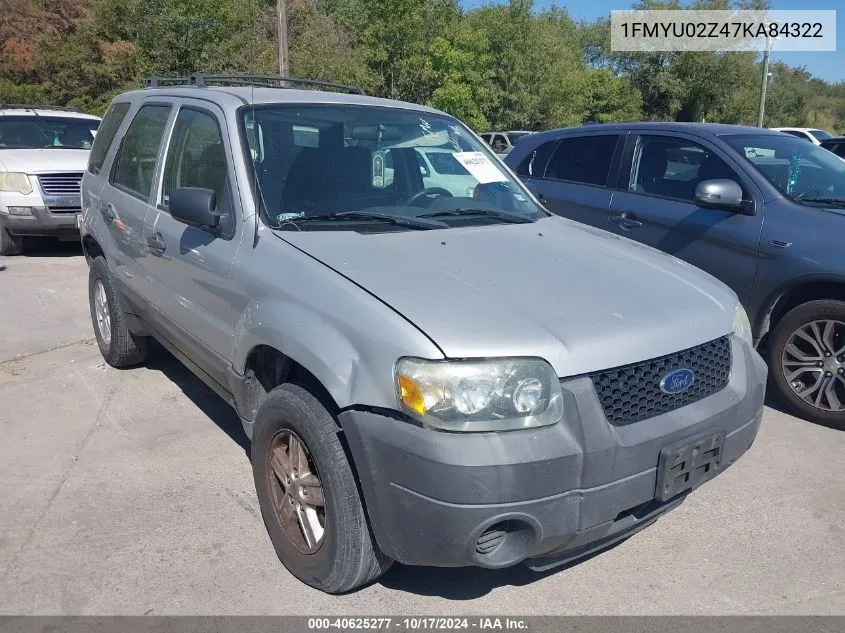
405 187 453 207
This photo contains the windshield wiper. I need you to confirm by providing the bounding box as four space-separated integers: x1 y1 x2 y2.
273 211 448 230
418 208 534 224
797 197 845 208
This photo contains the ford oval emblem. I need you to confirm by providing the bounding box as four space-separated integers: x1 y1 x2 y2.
660 368 695 394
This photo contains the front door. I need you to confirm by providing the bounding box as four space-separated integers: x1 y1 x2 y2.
143 102 248 385
608 133 764 305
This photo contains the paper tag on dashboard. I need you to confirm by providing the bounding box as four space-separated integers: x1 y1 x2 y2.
453 152 507 184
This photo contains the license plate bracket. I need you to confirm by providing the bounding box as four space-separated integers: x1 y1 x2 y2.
656 431 726 501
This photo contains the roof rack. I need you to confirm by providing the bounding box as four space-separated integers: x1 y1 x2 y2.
0 103 84 113
145 73 366 95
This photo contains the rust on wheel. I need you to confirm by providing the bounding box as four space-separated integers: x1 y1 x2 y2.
267 429 327 553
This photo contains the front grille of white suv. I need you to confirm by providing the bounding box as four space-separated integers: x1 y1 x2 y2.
38 172 83 197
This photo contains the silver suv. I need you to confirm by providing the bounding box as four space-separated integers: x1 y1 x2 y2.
80 74 767 594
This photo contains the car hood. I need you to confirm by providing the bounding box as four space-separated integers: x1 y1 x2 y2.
0 149 90 173
275 216 737 377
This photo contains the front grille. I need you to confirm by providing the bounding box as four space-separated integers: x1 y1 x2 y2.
590 336 732 426
38 172 83 196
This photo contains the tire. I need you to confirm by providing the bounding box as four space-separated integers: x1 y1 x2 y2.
0 226 23 256
768 299 845 430
88 256 148 367
252 383 392 593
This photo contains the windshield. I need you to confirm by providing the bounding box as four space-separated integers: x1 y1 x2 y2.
0 115 99 150
811 129 833 141
724 133 845 204
241 105 544 231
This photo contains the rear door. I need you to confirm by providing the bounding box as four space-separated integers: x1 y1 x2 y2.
143 100 247 385
101 102 173 303
520 132 624 231
607 132 764 305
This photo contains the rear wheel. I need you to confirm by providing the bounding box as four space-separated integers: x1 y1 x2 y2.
769 299 845 430
0 227 23 256
88 256 148 367
252 384 391 593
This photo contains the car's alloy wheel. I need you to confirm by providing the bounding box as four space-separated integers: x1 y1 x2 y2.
769 300 845 430
781 318 845 412
267 429 327 554
93 279 112 349
252 384 392 593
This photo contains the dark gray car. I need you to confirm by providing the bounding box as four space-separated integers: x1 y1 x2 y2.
80 78 765 593
507 122 845 429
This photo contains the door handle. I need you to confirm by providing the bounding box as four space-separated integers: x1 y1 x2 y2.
610 211 643 230
146 232 166 254
102 203 117 223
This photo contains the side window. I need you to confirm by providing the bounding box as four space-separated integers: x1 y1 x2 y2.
111 105 171 198
629 135 741 203
162 108 230 212
480 134 491 145
491 134 508 153
515 140 557 177
88 102 130 174
545 135 620 186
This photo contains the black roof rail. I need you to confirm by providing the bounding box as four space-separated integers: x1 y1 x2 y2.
0 103 84 113
146 73 365 95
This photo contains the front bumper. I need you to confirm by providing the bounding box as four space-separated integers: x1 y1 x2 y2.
0 206 79 237
1 189 80 238
339 337 767 569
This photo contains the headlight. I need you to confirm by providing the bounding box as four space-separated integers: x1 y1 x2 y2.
395 357 563 432
0 172 33 195
732 303 753 347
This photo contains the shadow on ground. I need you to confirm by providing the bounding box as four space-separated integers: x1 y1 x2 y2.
144 341 251 456
377 538 629 599
19 238 83 257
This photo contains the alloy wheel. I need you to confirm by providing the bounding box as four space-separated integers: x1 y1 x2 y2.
267 429 327 553
781 319 845 412
93 280 112 346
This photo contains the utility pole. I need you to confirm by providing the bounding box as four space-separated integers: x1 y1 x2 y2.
756 34 772 128
277 0 289 76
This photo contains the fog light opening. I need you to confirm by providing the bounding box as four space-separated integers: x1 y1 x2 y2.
474 519 537 567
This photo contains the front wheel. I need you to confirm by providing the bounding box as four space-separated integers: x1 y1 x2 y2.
0 227 23 256
252 384 392 593
769 299 845 430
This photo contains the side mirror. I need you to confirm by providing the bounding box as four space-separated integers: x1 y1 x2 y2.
168 187 220 232
694 179 748 212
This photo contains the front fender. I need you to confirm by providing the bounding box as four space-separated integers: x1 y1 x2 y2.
231 296 443 411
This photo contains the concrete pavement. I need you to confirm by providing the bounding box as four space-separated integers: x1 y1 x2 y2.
1 245 844 615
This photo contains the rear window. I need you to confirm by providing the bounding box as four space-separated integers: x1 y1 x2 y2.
110 105 171 198
88 102 131 174
515 140 557 178
544 135 620 186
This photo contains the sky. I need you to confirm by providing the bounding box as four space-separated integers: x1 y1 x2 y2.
460 0 845 83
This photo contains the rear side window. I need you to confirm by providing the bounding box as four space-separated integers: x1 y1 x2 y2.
111 105 171 198
545 135 620 186
515 140 557 177
88 102 130 174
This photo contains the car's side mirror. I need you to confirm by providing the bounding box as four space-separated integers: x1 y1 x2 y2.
694 179 749 213
168 187 221 232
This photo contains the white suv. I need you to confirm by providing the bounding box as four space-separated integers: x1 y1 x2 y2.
0 104 101 255
769 127 834 145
